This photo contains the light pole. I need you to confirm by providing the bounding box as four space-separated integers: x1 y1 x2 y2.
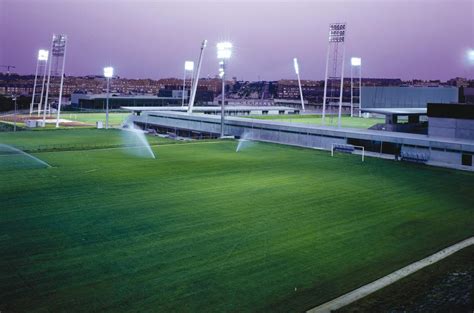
13 95 17 132
293 58 305 111
30 50 49 115
188 40 207 113
103 66 114 129
182 61 194 107
350 57 361 117
217 42 232 138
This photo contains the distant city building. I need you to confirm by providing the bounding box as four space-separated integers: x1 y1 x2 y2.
71 93 182 110
447 77 469 88
0 73 471 111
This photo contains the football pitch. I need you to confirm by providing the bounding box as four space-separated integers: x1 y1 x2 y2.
248 114 384 129
1 129 473 312
63 112 131 126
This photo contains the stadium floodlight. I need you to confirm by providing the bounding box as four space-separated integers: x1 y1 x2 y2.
322 22 347 127
217 42 232 59
30 50 49 115
103 66 114 78
103 66 114 129
38 50 49 61
293 58 305 111
293 58 300 74
42 34 67 128
184 61 194 71
351 57 361 66
468 49 474 64
217 41 232 138
182 61 194 106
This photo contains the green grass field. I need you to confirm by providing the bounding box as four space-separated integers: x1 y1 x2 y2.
62 112 131 127
248 114 384 129
0 129 177 154
1 129 473 312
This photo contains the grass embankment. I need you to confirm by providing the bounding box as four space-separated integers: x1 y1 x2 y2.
0 128 174 152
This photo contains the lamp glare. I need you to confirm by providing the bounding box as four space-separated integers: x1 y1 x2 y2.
38 49 49 61
217 42 232 59
103 67 114 78
184 61 194 71
351 57 361 66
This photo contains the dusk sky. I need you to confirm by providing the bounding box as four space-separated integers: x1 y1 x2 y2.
1 0 473 81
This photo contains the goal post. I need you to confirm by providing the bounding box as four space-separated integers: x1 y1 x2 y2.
331 143 365 162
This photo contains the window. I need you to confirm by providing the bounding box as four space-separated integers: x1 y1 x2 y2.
462 154 472 166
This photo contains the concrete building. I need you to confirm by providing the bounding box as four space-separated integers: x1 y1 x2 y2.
71 93 183 110
126 106 474 171
123 106 299 116
428 103 474 141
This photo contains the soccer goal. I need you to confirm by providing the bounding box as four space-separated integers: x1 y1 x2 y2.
331 143 365 162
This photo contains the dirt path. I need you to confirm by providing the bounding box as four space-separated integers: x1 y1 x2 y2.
307 236 474 313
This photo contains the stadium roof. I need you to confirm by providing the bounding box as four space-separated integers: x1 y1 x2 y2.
122 106 298 112
362 108 427 115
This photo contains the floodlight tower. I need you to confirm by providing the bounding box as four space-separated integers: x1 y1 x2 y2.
103 66 114 129
293 58 305 111
188 40 207 113
30 49 49 116
322 23 347 127
350 57 362 117
182 61 194 107
43 34 67 127
217 41 232 138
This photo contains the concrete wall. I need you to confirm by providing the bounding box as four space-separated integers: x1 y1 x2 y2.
400 145 469 167
429 117 474 140
130 111 474 170
430 149 462 165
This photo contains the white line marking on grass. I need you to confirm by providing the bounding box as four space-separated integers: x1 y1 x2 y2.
307 236 474 313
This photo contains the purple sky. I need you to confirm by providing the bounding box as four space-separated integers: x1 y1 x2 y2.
1 0 473 80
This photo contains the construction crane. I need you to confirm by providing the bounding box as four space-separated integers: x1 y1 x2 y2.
0 65 16 75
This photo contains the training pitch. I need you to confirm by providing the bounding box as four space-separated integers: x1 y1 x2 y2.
0 129 473 312
248 114 384 129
